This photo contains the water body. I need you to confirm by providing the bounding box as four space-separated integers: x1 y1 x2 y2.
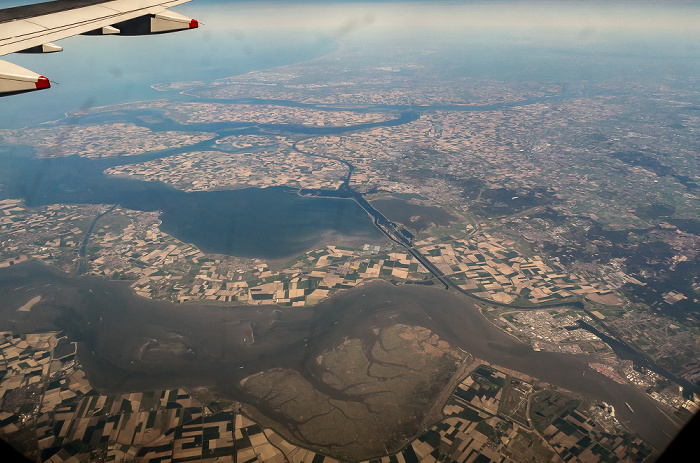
0 23 692 455
576 320 697 395
1 28 339 129
0 139 386 259
0 260 680 452
1 95 510 260
0 102 430 258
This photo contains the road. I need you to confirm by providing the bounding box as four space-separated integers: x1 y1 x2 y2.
291 125 699 397
77 204 117 275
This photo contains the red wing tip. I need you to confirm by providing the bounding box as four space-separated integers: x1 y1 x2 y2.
35 76 50 90
189 19 198 29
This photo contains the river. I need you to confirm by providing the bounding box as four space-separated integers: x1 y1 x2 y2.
0 92 690 449
0 90 565 260
0 260 680 451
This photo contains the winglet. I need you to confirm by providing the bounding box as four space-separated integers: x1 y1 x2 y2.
35 76 50 90
0 59 50 95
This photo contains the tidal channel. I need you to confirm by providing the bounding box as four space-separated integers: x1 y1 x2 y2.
0 261 680 452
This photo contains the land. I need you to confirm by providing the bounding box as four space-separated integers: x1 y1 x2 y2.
407 365 655 463
0 330 338 463
106 147 348 191
157 102 400 126
0 34 699 462
0 200 429 306
240 324 463 460
0 123 213 159
0 328 658 463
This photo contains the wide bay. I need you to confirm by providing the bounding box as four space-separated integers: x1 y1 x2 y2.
0 144 382 259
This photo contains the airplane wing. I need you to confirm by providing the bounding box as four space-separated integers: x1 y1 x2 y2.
0 0 198 96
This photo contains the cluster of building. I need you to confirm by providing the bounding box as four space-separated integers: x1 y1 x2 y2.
498 309 607 355
492 304 700 417
620 363 700 416
604 307 700 387
492 305 700 417
0 123 212 158
588 363 627 385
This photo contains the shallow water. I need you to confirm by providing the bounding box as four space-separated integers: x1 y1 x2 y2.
0 260 680 451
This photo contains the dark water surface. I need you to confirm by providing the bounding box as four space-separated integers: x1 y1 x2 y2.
0 261 680 451
0 104 427 258
0 147 384 260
